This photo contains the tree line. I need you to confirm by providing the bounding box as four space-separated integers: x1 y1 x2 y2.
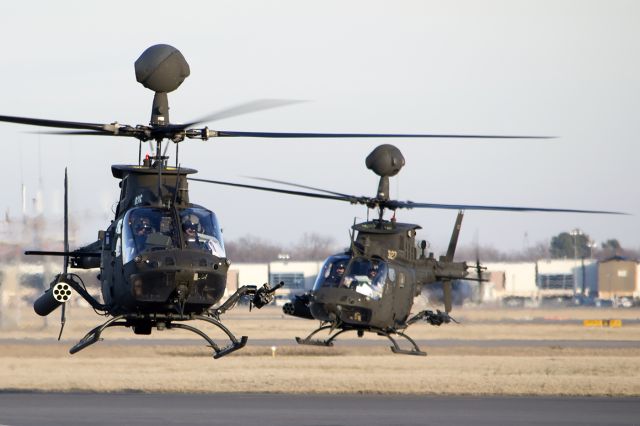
225 231 638 263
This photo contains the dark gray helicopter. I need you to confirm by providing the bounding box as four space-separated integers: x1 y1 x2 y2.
2 45 293 358
0 44 557 357
190 144 625 355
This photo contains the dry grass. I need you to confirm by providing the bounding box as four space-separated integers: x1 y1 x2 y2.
3 304 639 341
1 305 639 396
0 344 638 396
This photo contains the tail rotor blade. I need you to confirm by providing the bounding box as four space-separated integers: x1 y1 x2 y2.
57 302 66 341
58 168 69 341
445 210 464 261
443 280 453 313
63 169 69 275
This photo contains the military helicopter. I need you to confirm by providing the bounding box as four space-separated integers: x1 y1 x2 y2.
0 45 299 358
0 44 560 357
189 144 625 355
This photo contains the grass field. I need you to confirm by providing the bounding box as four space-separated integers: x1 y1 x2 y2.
0 305 638 396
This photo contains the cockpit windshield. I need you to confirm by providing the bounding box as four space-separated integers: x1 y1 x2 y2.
343 257 387 300
121 207 226 264
313 255 387 300
122 208 179 263
178 207 225 258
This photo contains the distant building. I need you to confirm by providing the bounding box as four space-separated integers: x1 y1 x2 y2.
483 262 537 305
536 259 597 299
597 257 639 299
227 263 269 296
482 259 599 305
268 260 323 296
228 260 323 298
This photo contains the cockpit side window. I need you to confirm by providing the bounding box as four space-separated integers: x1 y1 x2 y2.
179 207 225 257
114 219 123 258
313 255 350 290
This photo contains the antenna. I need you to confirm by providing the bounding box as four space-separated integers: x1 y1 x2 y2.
173 164 182 206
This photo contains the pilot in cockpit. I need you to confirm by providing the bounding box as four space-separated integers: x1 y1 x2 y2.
133 215 154 242
368 262 379 281
329 262 346 285
182 214 205 250
125 214 155 258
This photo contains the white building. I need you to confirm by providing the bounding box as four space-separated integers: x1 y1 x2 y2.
483 262 537 304
228 260 323 297
537 258 597 298
268 260 323 296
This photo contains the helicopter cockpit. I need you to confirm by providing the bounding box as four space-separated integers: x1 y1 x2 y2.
120 207 225 263
178 208 225 257
313 255 387 300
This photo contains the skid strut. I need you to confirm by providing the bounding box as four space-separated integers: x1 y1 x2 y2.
295 325 426 356
69 315 128 354
67 283 281 359
69 313 247 359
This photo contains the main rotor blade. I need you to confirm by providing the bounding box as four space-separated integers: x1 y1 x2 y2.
28 130 118 136
0 114 107 132
192 176 624 216
244 176 352 197
387 200 627 215
189 177 357 203
29 130 142 138
181 99 305 128
215 131 553 139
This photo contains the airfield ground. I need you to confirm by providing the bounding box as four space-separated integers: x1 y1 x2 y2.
0 305 638 396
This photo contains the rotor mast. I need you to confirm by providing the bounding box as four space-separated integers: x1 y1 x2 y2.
151 92 170 127
365 144 405 224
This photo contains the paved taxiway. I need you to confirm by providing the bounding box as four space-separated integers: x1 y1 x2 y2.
0 393 638 426
2 337 638 349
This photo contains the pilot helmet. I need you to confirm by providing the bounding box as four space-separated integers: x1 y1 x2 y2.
182 214 200 232
133 216 152 234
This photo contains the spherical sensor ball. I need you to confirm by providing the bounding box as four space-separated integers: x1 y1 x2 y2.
135 44 190 93
365 144 405 177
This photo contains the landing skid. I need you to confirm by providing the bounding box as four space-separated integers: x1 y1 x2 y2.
69 313 247 359
295 325 426 356
67 283 282 359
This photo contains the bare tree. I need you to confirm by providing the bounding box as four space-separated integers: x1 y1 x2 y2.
292 233 339 261
225 233 340 262
225 236 283 263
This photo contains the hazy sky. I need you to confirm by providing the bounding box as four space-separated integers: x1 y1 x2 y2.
1 0 638 255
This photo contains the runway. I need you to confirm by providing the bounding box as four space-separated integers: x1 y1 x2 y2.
0 393 638 426
2 337 638 349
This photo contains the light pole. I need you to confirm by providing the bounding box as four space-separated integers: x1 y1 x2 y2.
570 228 583 260
569 228 583 297
588 240 597 259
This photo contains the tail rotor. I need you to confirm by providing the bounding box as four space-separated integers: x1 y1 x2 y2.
442 210 464 313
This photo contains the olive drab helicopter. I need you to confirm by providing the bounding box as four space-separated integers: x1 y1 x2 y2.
1 45 296 358
0 44 563 358
189 144 625 355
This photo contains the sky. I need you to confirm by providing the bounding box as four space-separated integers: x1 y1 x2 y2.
1 0 638 256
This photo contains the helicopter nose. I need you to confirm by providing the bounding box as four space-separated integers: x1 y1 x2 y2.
309 302 332 322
